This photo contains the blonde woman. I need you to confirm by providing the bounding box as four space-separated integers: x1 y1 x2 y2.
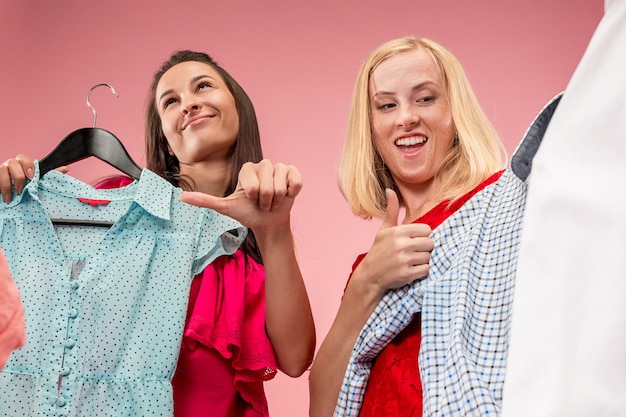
310 36 515 417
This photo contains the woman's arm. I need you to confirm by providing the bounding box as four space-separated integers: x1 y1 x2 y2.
309 190 432 417
308 267 386 417
180 159 316 376
256 222 316 376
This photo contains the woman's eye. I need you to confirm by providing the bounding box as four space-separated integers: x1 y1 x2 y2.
378 103 396 111
197 81 212 90
163 97 177 109
419 96 435 103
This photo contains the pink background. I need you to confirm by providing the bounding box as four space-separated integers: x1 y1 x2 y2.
1 1 603 415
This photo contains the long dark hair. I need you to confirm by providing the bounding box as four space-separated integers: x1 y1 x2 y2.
145 50 263 264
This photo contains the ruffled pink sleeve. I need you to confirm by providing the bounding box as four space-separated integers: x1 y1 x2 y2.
182 250 277 415
0 247 26 369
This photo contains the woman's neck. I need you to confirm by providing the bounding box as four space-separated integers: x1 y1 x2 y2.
397 181 443 223
179 158 232 197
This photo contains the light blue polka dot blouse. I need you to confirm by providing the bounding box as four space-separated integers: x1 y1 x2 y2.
0 163 247 417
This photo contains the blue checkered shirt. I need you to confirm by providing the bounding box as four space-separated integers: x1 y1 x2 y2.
334 94 562 417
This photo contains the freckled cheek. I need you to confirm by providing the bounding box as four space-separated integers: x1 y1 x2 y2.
371 113 395 135
373 134 392 160
372 127 393 152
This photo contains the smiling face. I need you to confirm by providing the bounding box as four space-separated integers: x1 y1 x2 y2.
155 61 239 168
369 47 455 202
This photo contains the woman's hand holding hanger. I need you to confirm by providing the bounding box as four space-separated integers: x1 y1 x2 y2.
0 155 68 203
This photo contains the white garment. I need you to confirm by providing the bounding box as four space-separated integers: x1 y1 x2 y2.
501 0 626 416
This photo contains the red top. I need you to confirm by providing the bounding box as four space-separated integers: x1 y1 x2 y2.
172 252 276 417
355 172 504 417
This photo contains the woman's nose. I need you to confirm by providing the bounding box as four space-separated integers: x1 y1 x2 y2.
398 107 419 129
181 98 201 115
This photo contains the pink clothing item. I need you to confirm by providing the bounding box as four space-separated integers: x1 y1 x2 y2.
174 250 277 417
173 343 240 416
94 175 136 189
0 247 26 369
96 176 277 416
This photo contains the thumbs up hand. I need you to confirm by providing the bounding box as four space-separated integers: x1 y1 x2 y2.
179 159 301 232
351 189 433 294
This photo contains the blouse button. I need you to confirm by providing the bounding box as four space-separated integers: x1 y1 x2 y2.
68 308 79 319
56 397 67 407
70 281 79 290
64 338 75 349
61 366 71 376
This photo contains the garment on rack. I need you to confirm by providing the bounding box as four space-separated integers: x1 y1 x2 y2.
334 94 562 417
0 163 247 417
502 0 626 415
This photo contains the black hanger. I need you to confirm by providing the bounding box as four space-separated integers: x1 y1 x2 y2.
38 83 143 227
38 127 142 179
39 83 142 180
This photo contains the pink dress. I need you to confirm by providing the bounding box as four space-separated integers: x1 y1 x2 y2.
96 176 277 417
0 247 27 369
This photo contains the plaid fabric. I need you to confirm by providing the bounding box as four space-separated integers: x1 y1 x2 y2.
334 94 562 417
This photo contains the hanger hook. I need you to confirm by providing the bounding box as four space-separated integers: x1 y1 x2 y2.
86 83 119 127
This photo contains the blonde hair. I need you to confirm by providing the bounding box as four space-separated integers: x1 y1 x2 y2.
339 37 507 219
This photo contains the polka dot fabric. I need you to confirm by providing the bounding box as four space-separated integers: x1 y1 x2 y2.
0 163 247 417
